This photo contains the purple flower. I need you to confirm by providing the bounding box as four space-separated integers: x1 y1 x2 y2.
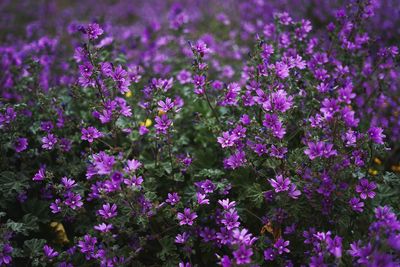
61 177 77 190
50 199 62 213
98 203 117 219
196 192 210 205
94 223 113 232
158 98 175 113
221 209 240 230
223 150 246 169
64 192 83 210
175 232 189 244
304 141 337 160
79 62 93 77
288 183 301 199
349 197 364 212
78 234 97 260
33 167 46 181
356 179 377 199
92 151 115 175
269 175 291 193
218 199 236 210
81 127 103 143
124 159 142 173
368 127 385 144
326 236 343 258
177 208 197 226
40 121 54 132
264 248 276 261
176 70 192 84
123 175 143 188
43 245 59 259
41 133 57 150
274 238 290 254
233 245 253 265
14 137 28 152
0 107 16 125
0 244 13 265
86 23 103 39
154 114 172 134
275 61 290 79
166 192 180 205
217 131 237 148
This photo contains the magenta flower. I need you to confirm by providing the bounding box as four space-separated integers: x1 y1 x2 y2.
166 192 180 205
175 232 190 244
64 192 83 210
81 127 103 143
356 179 377 199
0 244 13 265
124 159 142 173
43 245 59 259
218 199 236 210
221 209 240 230
94 223 113 232
61 177 77 190
349 197 364 212
304 141 337 160
33 167 46 181
158 98 175 113
264 248 276 261
154 114 172 134
98 203 117 219
50 199 62 214
177 208 197 226
40 121 54 132
274 238 290 254
86 23 103 39
78 234 97 260
14 137 28 152
41 133 57 150
217 131 237 148
269 175 291 193
233 245 253 265
368 127 385 144
196 192 210 205
176 69 192 84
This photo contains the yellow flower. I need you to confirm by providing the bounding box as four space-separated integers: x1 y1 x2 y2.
373 157 382 165
140 119 152 127
368 168 378 176
125 90 132 98
391 165 400 172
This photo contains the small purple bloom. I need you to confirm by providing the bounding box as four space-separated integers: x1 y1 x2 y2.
94 223 113 232
233 245 253 265
274 238 290 254
98 203 117 219
86 23 103 39
356 179 377 199
177 208 197 226
368 127 385 144
81 127 103 143
14 137 28 152
42 133 57 150
349 197 364 212
43 245 59 259
269 175 291 193
166 192 180 205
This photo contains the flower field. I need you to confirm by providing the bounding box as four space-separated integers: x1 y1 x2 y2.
1 0 400 266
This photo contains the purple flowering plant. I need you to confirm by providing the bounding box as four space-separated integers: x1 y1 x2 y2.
0 0 400 266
